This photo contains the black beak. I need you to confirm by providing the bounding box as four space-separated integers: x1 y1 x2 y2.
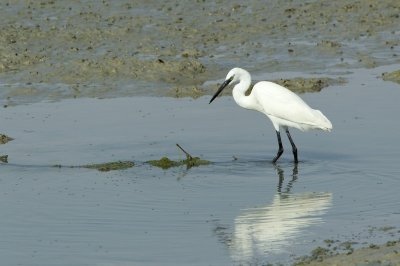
209 76 233 104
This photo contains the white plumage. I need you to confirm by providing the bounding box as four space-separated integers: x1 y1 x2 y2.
209 68 332 163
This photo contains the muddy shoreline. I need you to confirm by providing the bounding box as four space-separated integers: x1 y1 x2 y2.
1 0 399 104
296 240 400 266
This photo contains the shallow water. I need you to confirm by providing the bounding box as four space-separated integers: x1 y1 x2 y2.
1 65 400 265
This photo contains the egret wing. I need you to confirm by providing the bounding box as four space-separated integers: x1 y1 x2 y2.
253 81 319 126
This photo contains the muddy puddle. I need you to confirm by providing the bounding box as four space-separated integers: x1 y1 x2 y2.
1 65 400 265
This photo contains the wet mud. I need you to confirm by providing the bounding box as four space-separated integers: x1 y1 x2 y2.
147 157 181 169
166 77 346 98
296 240 400 266
147 156 210 169
294 225 400 265
273 77 346 94
0 155 8 163
53 161 135 172
147 144 211 169
0 134 13 163
1 0 399 104
81 161 134 172
0 134 13 145
50 143 210 171
382 69 400 84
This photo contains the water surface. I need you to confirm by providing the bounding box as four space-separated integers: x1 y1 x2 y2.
1 65 400 265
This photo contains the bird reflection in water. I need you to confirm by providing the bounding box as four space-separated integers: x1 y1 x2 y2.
228 164 332 262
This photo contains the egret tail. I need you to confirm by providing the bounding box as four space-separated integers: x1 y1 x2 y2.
313 109 332 132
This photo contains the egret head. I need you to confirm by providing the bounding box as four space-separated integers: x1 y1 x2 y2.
209 72 235 104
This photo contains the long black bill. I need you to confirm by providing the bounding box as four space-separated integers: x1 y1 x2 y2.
209 76 233 104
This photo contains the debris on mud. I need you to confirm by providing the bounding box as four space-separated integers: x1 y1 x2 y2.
176 143 211 168
147 144 211 169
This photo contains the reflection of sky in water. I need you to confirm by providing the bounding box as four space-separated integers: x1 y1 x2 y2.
231 192 332 261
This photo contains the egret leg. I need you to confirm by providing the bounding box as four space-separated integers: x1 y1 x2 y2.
285 129 298 163
272 131 284 163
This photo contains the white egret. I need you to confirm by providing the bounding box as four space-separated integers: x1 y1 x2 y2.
209 68 332 163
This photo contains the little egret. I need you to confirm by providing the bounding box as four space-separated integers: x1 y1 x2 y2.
209 68 332 163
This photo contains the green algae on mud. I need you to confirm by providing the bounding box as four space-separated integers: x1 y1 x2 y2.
147 144 211 169
0 155 8 163
0 134 13 163
81 161 134 172
382 69 400 84
183 156 211 168
0 134 13 145
147 156 211 169
147 157 181 169
51 144 209 171
53 161 135 172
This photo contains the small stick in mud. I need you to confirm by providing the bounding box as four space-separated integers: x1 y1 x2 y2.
176 143 193 160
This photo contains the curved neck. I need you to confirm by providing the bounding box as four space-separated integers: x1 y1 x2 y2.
232 78 254 110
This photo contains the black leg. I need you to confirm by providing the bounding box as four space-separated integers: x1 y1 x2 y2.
285 128 298 163
272 131 284 163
